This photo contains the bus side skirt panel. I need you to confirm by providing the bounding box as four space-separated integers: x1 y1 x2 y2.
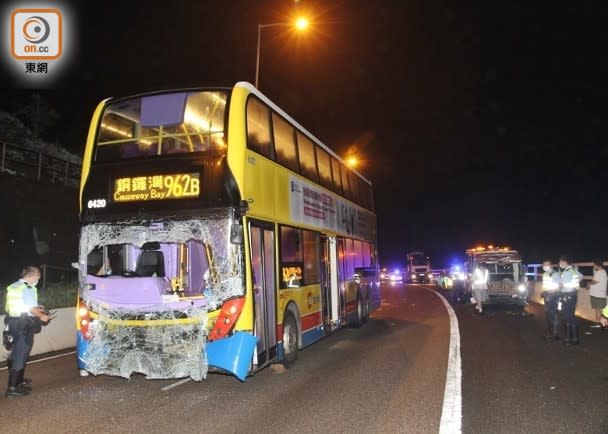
301 327 324 347
206 331 257 382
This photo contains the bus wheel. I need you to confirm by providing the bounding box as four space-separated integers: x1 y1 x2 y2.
362 293 369 324
352 294 364 328
283 312 298 367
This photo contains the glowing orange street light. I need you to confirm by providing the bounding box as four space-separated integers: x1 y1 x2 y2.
346 156 359 168
295 17 309 30
255 16 310 89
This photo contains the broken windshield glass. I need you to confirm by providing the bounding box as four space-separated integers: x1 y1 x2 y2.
78 216 244 380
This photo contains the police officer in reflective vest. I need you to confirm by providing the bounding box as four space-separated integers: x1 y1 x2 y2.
541 260 561 340
471 263 489 314
4 266 49 397
559 255 582 345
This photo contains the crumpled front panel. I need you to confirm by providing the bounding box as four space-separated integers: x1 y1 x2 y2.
84 306 208 381
79 216 244 380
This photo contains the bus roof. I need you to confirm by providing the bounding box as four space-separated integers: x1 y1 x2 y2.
234 81 371 186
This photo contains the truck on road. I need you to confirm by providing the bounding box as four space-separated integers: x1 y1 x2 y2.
406 251 432 283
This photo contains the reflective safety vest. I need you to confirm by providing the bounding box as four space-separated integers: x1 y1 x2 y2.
560 266 581 292
542 271 559 292
4 280 37 317
472 268 489 290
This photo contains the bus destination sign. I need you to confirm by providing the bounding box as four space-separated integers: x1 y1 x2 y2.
112 173 200 202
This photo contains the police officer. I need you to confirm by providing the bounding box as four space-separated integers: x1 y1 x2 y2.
471 263 489 314
541 260 561 340
4 266 49 397
559 255 582 346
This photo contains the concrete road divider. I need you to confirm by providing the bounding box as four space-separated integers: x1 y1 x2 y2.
530 282 598 322
1 307 76 362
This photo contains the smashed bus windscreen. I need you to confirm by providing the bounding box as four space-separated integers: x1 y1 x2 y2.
95 91 228 162
80 217 244 310
78 217 244 381
87 241 212 293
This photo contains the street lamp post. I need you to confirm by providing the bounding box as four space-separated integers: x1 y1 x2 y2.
255 18 309 89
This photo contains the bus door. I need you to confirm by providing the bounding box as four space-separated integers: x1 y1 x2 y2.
337 238 348 320
249 222 277 366
321 236 340 330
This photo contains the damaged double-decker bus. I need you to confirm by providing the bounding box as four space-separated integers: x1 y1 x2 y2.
76 82 380 382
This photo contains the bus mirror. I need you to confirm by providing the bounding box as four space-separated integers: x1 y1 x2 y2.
230 222 244 244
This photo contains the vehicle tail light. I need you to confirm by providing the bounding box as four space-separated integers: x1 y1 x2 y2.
78 300 92 340
208 297 246 341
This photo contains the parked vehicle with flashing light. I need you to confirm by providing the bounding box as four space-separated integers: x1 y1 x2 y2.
464 246 529 306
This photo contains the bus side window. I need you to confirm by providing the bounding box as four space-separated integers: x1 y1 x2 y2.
272 113 299 173
331 157 343 196
315 147 333 190
280 226 304 288
340 164 351 200
348 170 360 205
297 132 319 182
246 97 274 160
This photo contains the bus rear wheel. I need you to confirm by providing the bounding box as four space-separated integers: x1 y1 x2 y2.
282 312 298 367
352 294 364 328
362 294 369 324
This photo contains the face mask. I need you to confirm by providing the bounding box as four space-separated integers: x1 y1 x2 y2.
543 265 551 272
559 263 566 269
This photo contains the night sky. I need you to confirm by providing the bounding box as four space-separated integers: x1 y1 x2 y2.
2 1 607 268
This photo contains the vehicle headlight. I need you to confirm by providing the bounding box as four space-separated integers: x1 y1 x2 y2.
518 284 526 292
411 274 416 279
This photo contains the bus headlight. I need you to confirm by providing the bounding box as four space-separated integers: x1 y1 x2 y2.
209 297 246 340
78 300 92 340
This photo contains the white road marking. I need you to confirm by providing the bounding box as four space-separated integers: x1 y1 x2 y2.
422 286 462 434
3 350 194 392
161 378 191 391
0 350 76 370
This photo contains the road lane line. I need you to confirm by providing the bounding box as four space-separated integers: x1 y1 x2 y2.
422 286 462 434
161 378 191 391
0 350 76 370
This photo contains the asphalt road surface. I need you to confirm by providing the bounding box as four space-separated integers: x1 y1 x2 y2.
2 283 608 433
450 288 608 433
0 283 449 433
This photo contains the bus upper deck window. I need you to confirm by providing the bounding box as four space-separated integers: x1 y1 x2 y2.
246 97 274 160
95 91 228 162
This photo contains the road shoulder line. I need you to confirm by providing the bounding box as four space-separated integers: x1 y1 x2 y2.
422 285 462 434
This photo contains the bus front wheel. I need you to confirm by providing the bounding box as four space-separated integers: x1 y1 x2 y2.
282 312 298 367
